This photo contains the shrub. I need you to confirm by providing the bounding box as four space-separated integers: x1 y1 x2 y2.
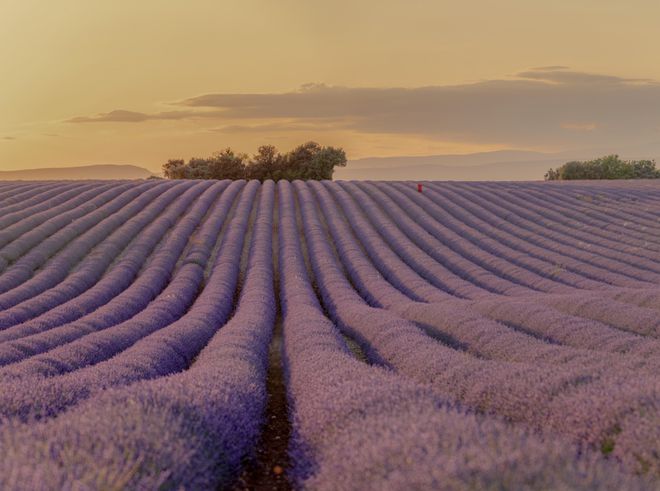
545 155 660 180
163 142 347 181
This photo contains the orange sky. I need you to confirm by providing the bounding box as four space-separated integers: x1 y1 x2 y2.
2 0 660 172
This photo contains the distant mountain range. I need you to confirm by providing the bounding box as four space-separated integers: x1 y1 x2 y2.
3 147 659 181
334 155 566 181
336 150 583 181
0 164 154 180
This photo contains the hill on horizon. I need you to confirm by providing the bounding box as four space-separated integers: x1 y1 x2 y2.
336 159 563 181
5 147 659 181
0 164 154 181
335 150 567 181
336 148 660 181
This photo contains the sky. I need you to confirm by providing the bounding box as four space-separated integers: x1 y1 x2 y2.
2 0 660 172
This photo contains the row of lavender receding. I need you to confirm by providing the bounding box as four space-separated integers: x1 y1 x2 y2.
0 179 657 489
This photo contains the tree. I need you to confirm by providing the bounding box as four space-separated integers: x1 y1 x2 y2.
246 145 283 181
631 159 658 178
280 141 347 180
163 142 347 181
281 141 319 180
162 159 187 179
207 148 247 180
309 145 347 180
186 157 212 179
545 155 660 180
544 168 559 181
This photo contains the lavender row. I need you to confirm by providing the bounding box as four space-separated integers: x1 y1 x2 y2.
0 181 244 367
0 179 657 487
0 181 160 268
0 182 43 206
342 181 539 296
468 295 660 356
360 181 590 294
326 181 519 297
452 181 660 256
453 273 660 339
0 182 109 236
397 186 660 305
0 180 257 424
389 181 631 289
367 180 655 291
319 181 475 300
429 183 658 294
295 181 660 476
474 182 658 271
459 182 660 264
501 181 660 241
317 179 660 353
361 180 598 293
0 182 84 217
534 293 660 338
419 182 660 295
489 181 660 241
0 181 228 341
277 180 646 490
0 181 214 329
0 180 182 305
309 181 443 307
307 181 660 370
0 180 277 489
0 180 170 288
375 182 660 345
428 183 660 312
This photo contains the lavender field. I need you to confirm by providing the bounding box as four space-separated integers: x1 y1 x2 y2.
0 179 658 490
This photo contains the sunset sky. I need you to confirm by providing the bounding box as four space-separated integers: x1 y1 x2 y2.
2 0 660 172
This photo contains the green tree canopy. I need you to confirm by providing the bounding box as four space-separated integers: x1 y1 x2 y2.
545 155 660 180
163 142 347 181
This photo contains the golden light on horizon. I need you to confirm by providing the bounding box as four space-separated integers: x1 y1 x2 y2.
2 0 660 172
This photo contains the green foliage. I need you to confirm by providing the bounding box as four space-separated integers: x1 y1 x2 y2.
207 148 248 180
163 142 347 181
600 438 616 455
545 155 660 180
162 159 187 179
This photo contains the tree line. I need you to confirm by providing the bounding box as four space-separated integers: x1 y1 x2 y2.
162 141 347 181
545 155 660 180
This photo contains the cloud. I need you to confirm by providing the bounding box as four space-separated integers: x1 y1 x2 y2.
516 68 656 85
210 119 348 134
66 109 223 123
530 66 570 71
561 122 598 132
65 68 660 149
2 136 16 141
67 110 152 123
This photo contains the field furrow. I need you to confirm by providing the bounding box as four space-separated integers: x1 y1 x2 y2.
0 179 657 490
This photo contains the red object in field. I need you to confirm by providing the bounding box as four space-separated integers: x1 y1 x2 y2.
417 183 423 193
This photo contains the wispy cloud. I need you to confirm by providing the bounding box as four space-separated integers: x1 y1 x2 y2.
561 122 598 132
2 136 16 141
530 66 571 71
67 110 151 123
516 68 656 85
66 109 225 123
210 118 349 134
65 67 660 150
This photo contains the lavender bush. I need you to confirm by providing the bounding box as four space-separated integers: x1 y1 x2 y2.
0 179 657 489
